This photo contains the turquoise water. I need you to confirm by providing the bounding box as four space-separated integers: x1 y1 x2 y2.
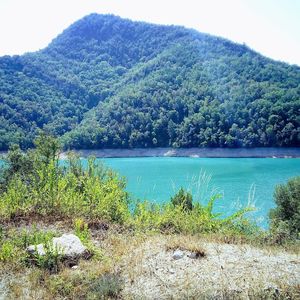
99 157 300 227
1 156 299 227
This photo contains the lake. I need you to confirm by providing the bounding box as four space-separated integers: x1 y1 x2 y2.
98 157 300 228
1 153 299 228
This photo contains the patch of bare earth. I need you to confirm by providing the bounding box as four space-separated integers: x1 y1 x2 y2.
121 236 300 299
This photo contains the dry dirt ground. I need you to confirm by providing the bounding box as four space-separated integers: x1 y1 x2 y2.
1 225 299 299
119 235 300 299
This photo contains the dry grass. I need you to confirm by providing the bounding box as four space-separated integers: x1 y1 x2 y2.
1 225 300 300
165 234 206 258
121 234 300 299
5 246 120 299
178 231 300 255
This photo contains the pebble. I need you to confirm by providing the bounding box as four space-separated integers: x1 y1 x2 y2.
172 250 184 260
187 252 197 259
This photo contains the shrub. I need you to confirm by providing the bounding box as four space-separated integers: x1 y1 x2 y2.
0 240 15 262
269 176 300 239
0 134 130 223
0 226 57 265
33 241 63 273
171 187 193 211
0 144 35 193
133 192 254 235
88 273 123 299
74 218 90 245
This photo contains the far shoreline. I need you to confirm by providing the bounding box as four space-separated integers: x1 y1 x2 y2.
59 147 300 159
1 147 300 159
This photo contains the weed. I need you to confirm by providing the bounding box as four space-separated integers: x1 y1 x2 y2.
0 226 58 268
0 240 15 262
0 135 256 237
74 218 90 245
88 273 123 299
0 136 130 223
18 225 56 248
32 241 64 273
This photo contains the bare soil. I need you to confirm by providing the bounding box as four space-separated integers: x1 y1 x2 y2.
121 236 300 299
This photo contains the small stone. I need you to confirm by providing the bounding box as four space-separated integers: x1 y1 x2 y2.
264 284 280 293
187 252 197 259
232 288 242 294
72 265 79 269
172 249 184 260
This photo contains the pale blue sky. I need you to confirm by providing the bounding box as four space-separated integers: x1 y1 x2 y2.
0 0 299 65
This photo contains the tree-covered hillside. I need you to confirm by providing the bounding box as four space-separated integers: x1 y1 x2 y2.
0 14 299 150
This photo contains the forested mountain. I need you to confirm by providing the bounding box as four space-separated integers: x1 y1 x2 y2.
0 14 299 150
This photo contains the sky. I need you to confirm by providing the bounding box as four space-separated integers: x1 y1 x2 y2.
0 0 299 66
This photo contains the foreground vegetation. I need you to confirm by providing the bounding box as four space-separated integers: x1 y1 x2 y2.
0 134 256 235
0 135 299 299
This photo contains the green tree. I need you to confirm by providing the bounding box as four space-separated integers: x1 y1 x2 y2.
171 188 193 211
269 176 300 239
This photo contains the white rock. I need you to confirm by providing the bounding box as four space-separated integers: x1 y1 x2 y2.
53 234 87 258
27 234 87 259
172 249 184 260
72 265 79 270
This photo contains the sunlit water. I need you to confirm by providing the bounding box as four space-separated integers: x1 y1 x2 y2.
98 157 300 228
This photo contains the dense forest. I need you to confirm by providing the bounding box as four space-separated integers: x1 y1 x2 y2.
0 14 299 150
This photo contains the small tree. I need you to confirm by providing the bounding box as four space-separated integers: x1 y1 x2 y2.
0 144 34 192
0 132 60 194
171 188 193 211
269 176 300 239
34 132 60 165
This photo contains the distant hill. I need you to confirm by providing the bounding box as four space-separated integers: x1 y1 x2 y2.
0 14 299 150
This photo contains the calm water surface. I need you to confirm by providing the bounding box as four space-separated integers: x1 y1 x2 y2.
99 157 300 227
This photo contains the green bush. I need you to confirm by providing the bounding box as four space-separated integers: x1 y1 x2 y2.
33 241 63 273
74 218 91 245
0 134 130 223
269 176 300 239
171 188 193 211
132 192 254 235
0 240 15 262
0 226 57 265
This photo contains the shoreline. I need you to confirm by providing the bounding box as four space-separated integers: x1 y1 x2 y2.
60 147 300 158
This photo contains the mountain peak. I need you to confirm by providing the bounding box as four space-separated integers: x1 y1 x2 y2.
45 13 191 65
50 13 130 44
